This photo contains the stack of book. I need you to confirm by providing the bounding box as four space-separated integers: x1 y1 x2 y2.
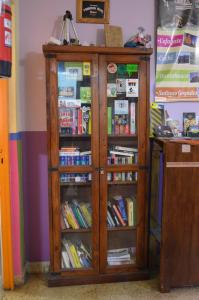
61 200 92 230
59 147 92 166
107 247 136 266
62 239 92 269
107 195 136 227
107 172 137 182
107 102 136 135
60 173 92 183
59 99 91 135
107 146 138 165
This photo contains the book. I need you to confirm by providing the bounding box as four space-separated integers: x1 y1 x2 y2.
62 249 71 268
80 203 92 227
126 79 139 97
114 100 129 115
64 202 79 229
107 247 136 265
114 146 138 153
126 197 136 226
62 240 76 268
107 201 120 226
72 199 89 228
82 105 91 134
69 243 82 268
107 210 115 227
80 87 91 103
112 204 126 226
113 195 128 224
107 107 112 134
116 79 126 93
110 150 134 157
107 83 117 97
130 102 136 134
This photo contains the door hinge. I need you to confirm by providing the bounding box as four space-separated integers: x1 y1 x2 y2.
48 167 58 172
139 165 149 170
46 54 56 59
51 272 61 276
140 56 150 62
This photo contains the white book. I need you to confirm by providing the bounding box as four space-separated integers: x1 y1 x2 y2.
130 102 136 134
110 150 134 157
114 146 138 153
62 250 71 268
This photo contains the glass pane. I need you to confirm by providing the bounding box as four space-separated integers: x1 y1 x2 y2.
107 63 139 165
58 61 92 167
106 172 137 266
60 173 92 270
62 234 92 270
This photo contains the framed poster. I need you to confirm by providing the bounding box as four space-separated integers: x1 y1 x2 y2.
76 0 110 24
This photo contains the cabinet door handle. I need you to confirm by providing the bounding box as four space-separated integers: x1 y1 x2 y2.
100 168 104 175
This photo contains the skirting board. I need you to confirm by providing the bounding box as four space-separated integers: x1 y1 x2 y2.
26 261 50 274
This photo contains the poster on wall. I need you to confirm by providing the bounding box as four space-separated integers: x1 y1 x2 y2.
155 0 199 102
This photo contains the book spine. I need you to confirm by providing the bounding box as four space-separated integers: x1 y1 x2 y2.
78 108 82 134
108 107 112 134
117 199 128 223
112 204 126 226
63 240 76 268
88 110 92 134
69 244 82 268
107 205 120 226
130 102 136 134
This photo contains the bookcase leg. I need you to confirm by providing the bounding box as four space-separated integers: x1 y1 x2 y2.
159 282 170 293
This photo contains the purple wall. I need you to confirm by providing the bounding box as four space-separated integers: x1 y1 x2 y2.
22 132 49 261
19 0 155 132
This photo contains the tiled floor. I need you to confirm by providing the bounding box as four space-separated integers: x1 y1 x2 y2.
1 275 199 300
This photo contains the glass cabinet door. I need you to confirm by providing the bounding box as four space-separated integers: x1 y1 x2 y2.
99 56 148 272
50 55 99 274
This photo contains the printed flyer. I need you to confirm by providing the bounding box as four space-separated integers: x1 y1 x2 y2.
155 0 199 102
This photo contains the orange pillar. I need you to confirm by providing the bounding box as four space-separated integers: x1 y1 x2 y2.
0 79 14 289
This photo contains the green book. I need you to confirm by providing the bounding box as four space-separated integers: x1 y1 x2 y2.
108 107 112 134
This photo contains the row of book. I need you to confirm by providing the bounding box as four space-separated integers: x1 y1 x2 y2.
107 102 136 135
60 173 92 183
61 200 92 230
107 172 137 182
107 196 136 227
107 247 136 266
59 102 91 135
107 145 138 165
59 147 92 166
62 239 92 269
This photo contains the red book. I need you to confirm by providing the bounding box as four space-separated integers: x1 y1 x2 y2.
113 204 126 226
78 108 82 134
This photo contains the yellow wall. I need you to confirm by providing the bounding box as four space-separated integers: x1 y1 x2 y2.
9 0 18 133
0 80 14 289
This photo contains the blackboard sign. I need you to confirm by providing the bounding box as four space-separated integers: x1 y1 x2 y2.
76 0 110 23
82 1 105 19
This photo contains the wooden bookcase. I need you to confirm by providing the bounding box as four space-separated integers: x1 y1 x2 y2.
43 45 152 286
150 138 199 292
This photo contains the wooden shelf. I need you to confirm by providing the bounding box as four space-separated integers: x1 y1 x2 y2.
60 134 91 138
62 229 92 234
108 226 136 231
108 135 137 138
60 182 91 186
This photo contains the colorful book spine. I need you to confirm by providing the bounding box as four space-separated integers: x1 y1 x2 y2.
112 204 126 226
108 107 112 134
130 102 136 134
78 109 82 134
88 110 92 134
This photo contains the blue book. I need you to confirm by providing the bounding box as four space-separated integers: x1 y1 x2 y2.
113 195 128 223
